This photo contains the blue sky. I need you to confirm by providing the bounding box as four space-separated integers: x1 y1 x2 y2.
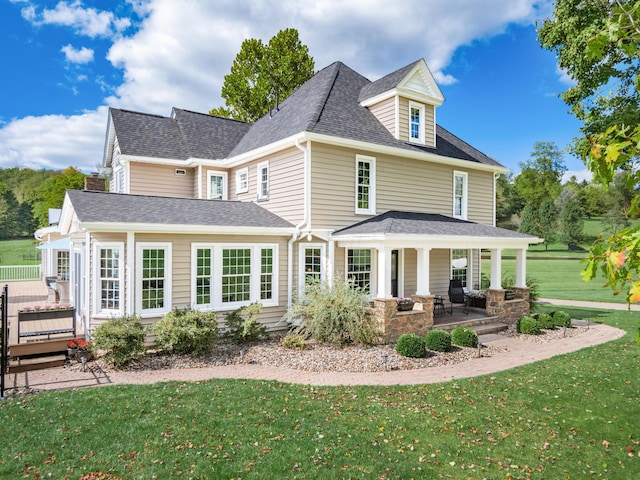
0 0 586 180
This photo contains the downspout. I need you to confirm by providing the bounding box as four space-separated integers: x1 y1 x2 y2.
288 137 310 306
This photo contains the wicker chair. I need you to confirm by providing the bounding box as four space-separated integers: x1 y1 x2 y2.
448 279 468 314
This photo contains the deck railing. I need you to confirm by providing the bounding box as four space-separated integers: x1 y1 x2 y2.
0 265 41 282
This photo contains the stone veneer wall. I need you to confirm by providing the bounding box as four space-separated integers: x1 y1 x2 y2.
485 288 530 325
372 296 434 344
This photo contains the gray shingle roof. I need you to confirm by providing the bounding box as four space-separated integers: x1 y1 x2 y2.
358 60 421 102
66 190 293 229
110 108 250 160
333 211 537 239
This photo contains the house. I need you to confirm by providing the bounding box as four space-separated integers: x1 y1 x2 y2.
59 59 541 341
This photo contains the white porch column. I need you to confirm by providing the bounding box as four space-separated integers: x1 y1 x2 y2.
126 231 134 315
416 247 432 295
490 248 503 290
327 238 335 287
515 248 527 288
377 247 393 298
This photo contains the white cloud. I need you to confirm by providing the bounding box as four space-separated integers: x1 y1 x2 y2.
61 44 94 64
556 66 577 86
3 0 552 171
0 108 108 172
22 0 130 38
562 170 592 184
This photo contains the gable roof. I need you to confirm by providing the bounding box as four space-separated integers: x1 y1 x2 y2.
358 60 421 102
62 190 293 232
334 210 539 241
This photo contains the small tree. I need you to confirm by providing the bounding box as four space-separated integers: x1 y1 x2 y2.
559 198 584 249
537 198 559 250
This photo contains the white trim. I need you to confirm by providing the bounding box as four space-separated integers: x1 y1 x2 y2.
236 167 249 194
355 154 376 215
206 170 228 200
394 96 400 139
76 222 295 236
92 241 125 317
298 243 327 293
126 232 134 315
335 234 542 250
408 101 425 144
453 170 468 220
451 248 471 290
135 242 172 317
345 247 377 297
191 242 279 310
256 161 269 200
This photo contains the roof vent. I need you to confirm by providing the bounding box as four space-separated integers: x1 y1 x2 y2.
175 169 187 176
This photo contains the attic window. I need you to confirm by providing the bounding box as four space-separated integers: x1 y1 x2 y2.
175 169 187 176
409 101 425 144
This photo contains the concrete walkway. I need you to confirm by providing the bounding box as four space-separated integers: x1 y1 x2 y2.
4 321 625 392
538 297 640 311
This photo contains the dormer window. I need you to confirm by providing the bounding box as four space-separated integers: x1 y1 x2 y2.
409 101 425 144
207 171 228 200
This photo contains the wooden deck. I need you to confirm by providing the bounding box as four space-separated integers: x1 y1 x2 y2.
3 280 82 346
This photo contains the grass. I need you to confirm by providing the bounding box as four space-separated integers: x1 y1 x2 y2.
1 308 638 479
0 239 40 266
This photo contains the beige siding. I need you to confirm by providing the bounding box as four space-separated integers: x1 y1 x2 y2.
129 162 195 198
467 171 495 225
403 248 417 296
398 97 435 147
425 104 435 148
367 97 396 137
430 249 451 299
231 146 305 225
398 97 409 142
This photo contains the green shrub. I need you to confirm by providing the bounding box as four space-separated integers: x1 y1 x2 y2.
224 303 268 343
451 326 478 348
153 308 219 356
553 311 572 328
424 329 452 352
536 313 556 329
395 333 427 358
518 316 541 335
92 314 146 368
281 333 308 350
284 277 379 346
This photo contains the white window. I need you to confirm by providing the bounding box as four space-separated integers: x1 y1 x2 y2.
191 243 278 310
57 250 69 280
451 249 469 289
93 242 124 316
136 242 172 316
257 162 269 200
207 171 228 200
453 171 468 219
347 249 372 294
298 244 326 292
236 168 248 194
355 155 376 214
409 101 425 144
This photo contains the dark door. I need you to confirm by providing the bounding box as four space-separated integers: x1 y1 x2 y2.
391 250 399 298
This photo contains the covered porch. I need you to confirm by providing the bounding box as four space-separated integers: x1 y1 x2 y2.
333 211 541 342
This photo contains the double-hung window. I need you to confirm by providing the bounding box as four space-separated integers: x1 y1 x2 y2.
191 244 278 309
207 171 227 200
257 162 269 200
355 155 376 214
347 249 372 294
453 171 468 219
236 168 248 194
57 250 69 280
136 243 172 315
451 249 469 289
298 244 326 292
409 101 425 144
93 242 124 316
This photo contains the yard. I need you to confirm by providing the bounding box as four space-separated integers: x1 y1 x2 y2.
1 307 638 479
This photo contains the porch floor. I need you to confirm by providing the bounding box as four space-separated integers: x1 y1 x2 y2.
432 306 505 333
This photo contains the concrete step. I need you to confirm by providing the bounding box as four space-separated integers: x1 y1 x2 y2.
8 354 66 374
435 316 501 331
472 322 509 335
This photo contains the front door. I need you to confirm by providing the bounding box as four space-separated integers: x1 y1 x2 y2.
391 250 399 298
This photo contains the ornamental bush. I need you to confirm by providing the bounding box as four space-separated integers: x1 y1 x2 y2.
281 333 308 350
92 314 146 368
153 308 219 356
283 277 379 346
552 311 572 328
451 326 478 348
518 316 541 335
424 329 452 352
395 333 427 358
536 313 556 329
224 303 268 343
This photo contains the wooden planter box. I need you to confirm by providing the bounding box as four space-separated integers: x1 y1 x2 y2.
18 308 75 321
17 308 76 342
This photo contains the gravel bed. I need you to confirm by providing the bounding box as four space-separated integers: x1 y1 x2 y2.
84 324 588 374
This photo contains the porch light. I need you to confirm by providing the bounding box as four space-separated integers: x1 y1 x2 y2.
382 354 388 370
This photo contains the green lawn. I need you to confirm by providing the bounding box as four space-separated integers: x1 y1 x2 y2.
0 238 40 266
1 308 638 479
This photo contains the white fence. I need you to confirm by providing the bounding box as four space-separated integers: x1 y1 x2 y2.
0 265 41 282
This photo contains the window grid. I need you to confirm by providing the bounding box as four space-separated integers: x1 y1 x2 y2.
357 160 371 210
304 248 322 285
222 248 251 303
454 174 466 217
237 169 248 193
99 248 120 310
195 248 212 305
410 106 421 140
57 250 69 280
142 248 165 310
451 249 468 288
209 175 223 200
347 249 371 293
260 248 274 300
259 165 269 198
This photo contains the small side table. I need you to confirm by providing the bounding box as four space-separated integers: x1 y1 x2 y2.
433 295 445 316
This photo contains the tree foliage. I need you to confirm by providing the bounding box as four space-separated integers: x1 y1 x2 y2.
210 28 315 123
539 0 640 303
514 142 566 206
30 167 86 228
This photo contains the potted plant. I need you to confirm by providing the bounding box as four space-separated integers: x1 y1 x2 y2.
18 304 75 321
66 337 83 359
396 297 415 312
67 337 94 362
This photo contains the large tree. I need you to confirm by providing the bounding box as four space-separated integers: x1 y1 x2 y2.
539 0 640 302
514 141 566 207
31 167 86 228
210 28 315 123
